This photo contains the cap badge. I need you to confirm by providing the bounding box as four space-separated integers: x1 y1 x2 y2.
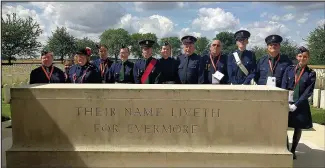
146 41 148 44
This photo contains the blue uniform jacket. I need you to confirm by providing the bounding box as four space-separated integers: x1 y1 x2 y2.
201 53 229 84
107 60 134 83
281 65 316 107
67 63 102 83
254 54 292 87
177 53 205 84
227 49 256 84
133 56 160 84
92 58 113 82
281 65 316 129
29 65 65 84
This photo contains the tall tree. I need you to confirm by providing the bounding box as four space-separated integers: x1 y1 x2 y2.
76 37 98 56
130 33 159 59
307 24 325 65
47 27 76 63
280 38 297 62
195 37 210 56
214 32 237 55
99 28 131 61
1 13 43 64
159 36 182 57
251 46 267 61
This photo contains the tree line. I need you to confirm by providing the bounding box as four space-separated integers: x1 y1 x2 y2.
2 13 324 65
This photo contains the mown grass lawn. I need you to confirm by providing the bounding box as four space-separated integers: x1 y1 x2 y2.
1 103 325 124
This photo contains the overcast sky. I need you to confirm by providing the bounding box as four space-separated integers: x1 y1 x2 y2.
2 2 325 50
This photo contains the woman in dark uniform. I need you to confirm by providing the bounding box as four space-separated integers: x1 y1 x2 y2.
67 48 102 83
281 46 316 160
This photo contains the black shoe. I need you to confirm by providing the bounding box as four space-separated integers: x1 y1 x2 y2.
292 152 297 160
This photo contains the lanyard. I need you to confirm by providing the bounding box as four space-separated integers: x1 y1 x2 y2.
100 62 108 77
294 65 305 88
73 67 89 83
268 54 280 75
41 66 54 83
210 53 221 72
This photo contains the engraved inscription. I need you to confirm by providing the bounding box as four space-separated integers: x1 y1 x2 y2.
76 107 220 134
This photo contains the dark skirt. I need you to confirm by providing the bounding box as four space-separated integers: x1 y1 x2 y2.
288 100 313 129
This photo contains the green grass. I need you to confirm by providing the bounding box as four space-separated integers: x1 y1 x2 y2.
2 103 11 119
310 107 325 125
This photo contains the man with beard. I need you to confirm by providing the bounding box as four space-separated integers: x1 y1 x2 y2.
254 35 292 87
107 45 134 83
133 40 160 84
177 35 205 84
201 40 229 84
92 44 113 83
29 50 65 84
155 41 180 84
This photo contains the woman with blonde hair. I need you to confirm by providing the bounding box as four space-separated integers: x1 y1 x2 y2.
66 47 102 83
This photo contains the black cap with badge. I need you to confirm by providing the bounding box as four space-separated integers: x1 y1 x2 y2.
265 35 283 45
139 40 155 48
234 30 251 41
181 35 197 45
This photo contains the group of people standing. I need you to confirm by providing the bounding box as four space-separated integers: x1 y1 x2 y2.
29 30 316 160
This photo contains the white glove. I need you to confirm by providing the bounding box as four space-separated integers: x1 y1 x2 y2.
289 104 297 112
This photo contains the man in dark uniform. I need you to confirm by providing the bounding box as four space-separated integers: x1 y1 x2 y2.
133 40 160 84
254 35 292 87
202 40 229 84
155 41 180 84
67 48 102 83
227 30 257 85
106 45 134 83
92 44 113 83
177 35 205 84
29 50 65 84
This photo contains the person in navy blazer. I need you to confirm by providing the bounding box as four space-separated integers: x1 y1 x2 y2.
201 40 229 84
66 48 102 83
177 35 205 84
92 44 113 83
281 46 316 160
254 35 292 87
106 45 134 83
227 30 256 85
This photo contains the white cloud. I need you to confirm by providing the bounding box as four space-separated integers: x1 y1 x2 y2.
179 28 201 39
270 15 280 21
3 2 128 44
297 17 308 24
317 19 325 26
244 21 290 48
282 13 295 21
278 2 325 11
116 14 176 38
192 8 240 32
260 12 267 18
134 2 185 12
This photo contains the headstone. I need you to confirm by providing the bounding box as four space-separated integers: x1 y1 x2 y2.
313 89 321 108
6 84 292 168
3 84 10 104
320 90 325 109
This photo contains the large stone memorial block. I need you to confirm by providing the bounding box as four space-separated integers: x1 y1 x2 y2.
7 84 292 167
